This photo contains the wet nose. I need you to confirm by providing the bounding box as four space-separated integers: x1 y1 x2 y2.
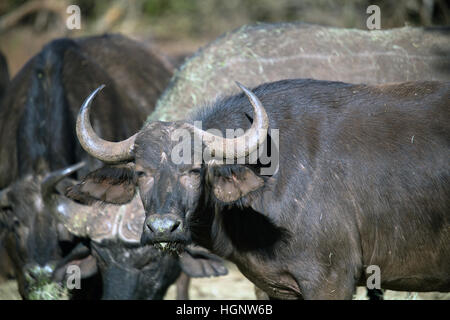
145 214 183 236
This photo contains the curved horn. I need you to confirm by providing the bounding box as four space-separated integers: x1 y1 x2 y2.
76 85 137 163
52 193 143 243
52 193 92 237
189 82 269 159
41 162 85 198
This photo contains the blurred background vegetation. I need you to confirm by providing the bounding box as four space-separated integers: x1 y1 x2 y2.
0 0 449 75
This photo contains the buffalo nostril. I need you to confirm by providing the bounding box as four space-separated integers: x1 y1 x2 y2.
25 270 36 280
146 218 155 232
24 266 38 281
170 220 181 233
145 215 182 234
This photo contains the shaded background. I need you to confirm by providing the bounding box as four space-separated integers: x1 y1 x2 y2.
1 0 449 75
0 0 449 300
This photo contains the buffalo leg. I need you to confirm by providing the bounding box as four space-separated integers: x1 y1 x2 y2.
367 288 384 300
175 272 190 300
295 264 358 300
304 280 356 300
254 285 270 299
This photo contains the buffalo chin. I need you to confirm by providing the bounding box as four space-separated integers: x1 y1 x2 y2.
151 241 185 255
140 230 189 251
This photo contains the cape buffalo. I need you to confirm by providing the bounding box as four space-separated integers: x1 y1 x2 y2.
69 78 449 299
0 34 226 299
146 22 450 300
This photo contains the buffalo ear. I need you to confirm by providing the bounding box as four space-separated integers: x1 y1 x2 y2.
65 166 136 205
179 245 228 278
210 166 264 203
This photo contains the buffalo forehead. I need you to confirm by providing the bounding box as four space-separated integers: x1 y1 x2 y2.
136 122 188 163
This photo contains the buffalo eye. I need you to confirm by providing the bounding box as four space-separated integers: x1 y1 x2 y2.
12 217 20 228
189 168 202 175
136 171 147 178
0 202 13 222
0 203 13 211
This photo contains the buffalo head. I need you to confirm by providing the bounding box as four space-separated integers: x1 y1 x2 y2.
66 83 270 254
0 163 84 299
51 164 227 299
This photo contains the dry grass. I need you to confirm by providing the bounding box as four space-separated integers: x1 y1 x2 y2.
1 264 449 300
164 263 256 300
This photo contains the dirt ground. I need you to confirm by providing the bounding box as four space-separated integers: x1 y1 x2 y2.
1 262 449 300
0 262 257 300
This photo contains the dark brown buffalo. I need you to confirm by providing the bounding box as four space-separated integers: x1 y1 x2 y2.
69 78 449 299
0 34 226 299
145 22 450 300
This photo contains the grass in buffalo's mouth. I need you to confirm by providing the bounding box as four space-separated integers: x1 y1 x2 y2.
27 282 70 300
152 241 184 255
